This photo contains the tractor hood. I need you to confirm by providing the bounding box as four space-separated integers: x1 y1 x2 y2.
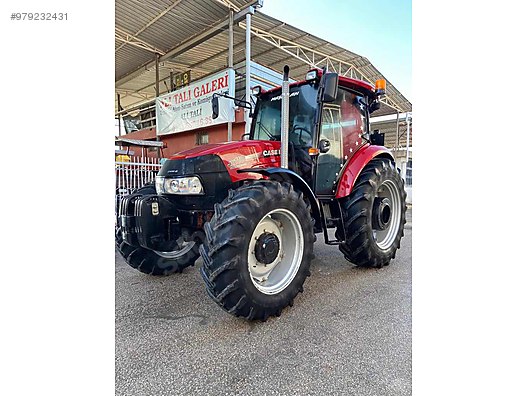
167 140 282 182
171 140 281 170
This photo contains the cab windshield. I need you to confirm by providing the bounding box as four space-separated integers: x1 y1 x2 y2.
252 83 318 147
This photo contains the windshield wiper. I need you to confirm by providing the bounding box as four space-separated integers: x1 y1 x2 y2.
257 122 277 141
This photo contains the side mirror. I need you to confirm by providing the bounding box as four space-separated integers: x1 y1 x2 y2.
369 100 381 113
370 130 385 146
211 96 219 119
318 138 331 153
322 73 339 103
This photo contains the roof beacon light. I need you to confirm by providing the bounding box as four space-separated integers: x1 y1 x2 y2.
375 79 386 96
305 70 318 81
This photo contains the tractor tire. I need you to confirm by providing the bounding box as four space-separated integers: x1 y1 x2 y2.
135 182 156 194
200 180 315 321
115 183 201 276
115 227 201 275
339 158 406 268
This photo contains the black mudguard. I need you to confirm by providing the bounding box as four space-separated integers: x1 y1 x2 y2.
237 167 322 229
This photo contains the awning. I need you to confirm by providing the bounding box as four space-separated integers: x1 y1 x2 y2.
115 137 165 148
115 0 411 117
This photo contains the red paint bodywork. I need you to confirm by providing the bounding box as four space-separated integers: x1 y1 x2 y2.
335 144 394 199
261 69 376 99
338 75 376 98
171 140 394 199
170 140 282 183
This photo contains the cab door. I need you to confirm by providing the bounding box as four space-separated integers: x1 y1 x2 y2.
315 89 366 196
315 104 343 195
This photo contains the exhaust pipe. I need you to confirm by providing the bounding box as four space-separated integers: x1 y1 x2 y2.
280 65 290 169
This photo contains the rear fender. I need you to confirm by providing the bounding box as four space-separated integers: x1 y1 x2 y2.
237 167 322 229
335 145 394 199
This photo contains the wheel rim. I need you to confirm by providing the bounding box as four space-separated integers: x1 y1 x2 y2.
372 179 402 250
248 208 304 295
155 237 196 259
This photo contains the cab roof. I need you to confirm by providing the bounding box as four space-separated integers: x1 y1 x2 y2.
261 68 376 100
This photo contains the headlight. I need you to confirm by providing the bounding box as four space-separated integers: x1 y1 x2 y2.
155 176 204 195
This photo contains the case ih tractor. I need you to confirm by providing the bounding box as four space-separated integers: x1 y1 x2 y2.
116 66 406 321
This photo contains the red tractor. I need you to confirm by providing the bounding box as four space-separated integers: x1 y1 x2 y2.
116 66 406 321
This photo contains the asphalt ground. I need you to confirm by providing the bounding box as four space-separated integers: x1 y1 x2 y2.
115 209 412 396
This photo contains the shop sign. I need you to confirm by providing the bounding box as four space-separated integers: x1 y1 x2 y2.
156 68 235 136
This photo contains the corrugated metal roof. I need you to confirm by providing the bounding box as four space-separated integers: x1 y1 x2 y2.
371 118 413 150
115 0 411 116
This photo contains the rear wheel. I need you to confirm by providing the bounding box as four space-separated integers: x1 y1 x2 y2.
339 158 406 268
115 183 201 276
200 181 315 321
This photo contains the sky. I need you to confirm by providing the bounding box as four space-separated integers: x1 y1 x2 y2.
261 0 412 102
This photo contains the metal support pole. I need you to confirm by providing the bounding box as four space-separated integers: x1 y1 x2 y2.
117 93 122 137
394 111 400 168
405 113 410 163
228 9 234 141
170 71 174 91
395 112 400 149
155 54 160 98
244 12 252 136
280 66 290 169
155 54 161 155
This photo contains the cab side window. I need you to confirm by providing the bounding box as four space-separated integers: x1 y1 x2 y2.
339 92 366 156
315 89 366 195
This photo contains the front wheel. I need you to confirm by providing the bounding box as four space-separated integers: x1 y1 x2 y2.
115 183 202 275
200 181 315 321
339 158 407 268
115 227 202 275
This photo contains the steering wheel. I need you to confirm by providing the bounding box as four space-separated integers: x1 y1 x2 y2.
290 125 312 147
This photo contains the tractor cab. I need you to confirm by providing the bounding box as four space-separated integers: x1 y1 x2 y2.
249 71 374 197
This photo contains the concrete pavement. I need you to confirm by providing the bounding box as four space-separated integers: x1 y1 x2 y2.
115 210 412 395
